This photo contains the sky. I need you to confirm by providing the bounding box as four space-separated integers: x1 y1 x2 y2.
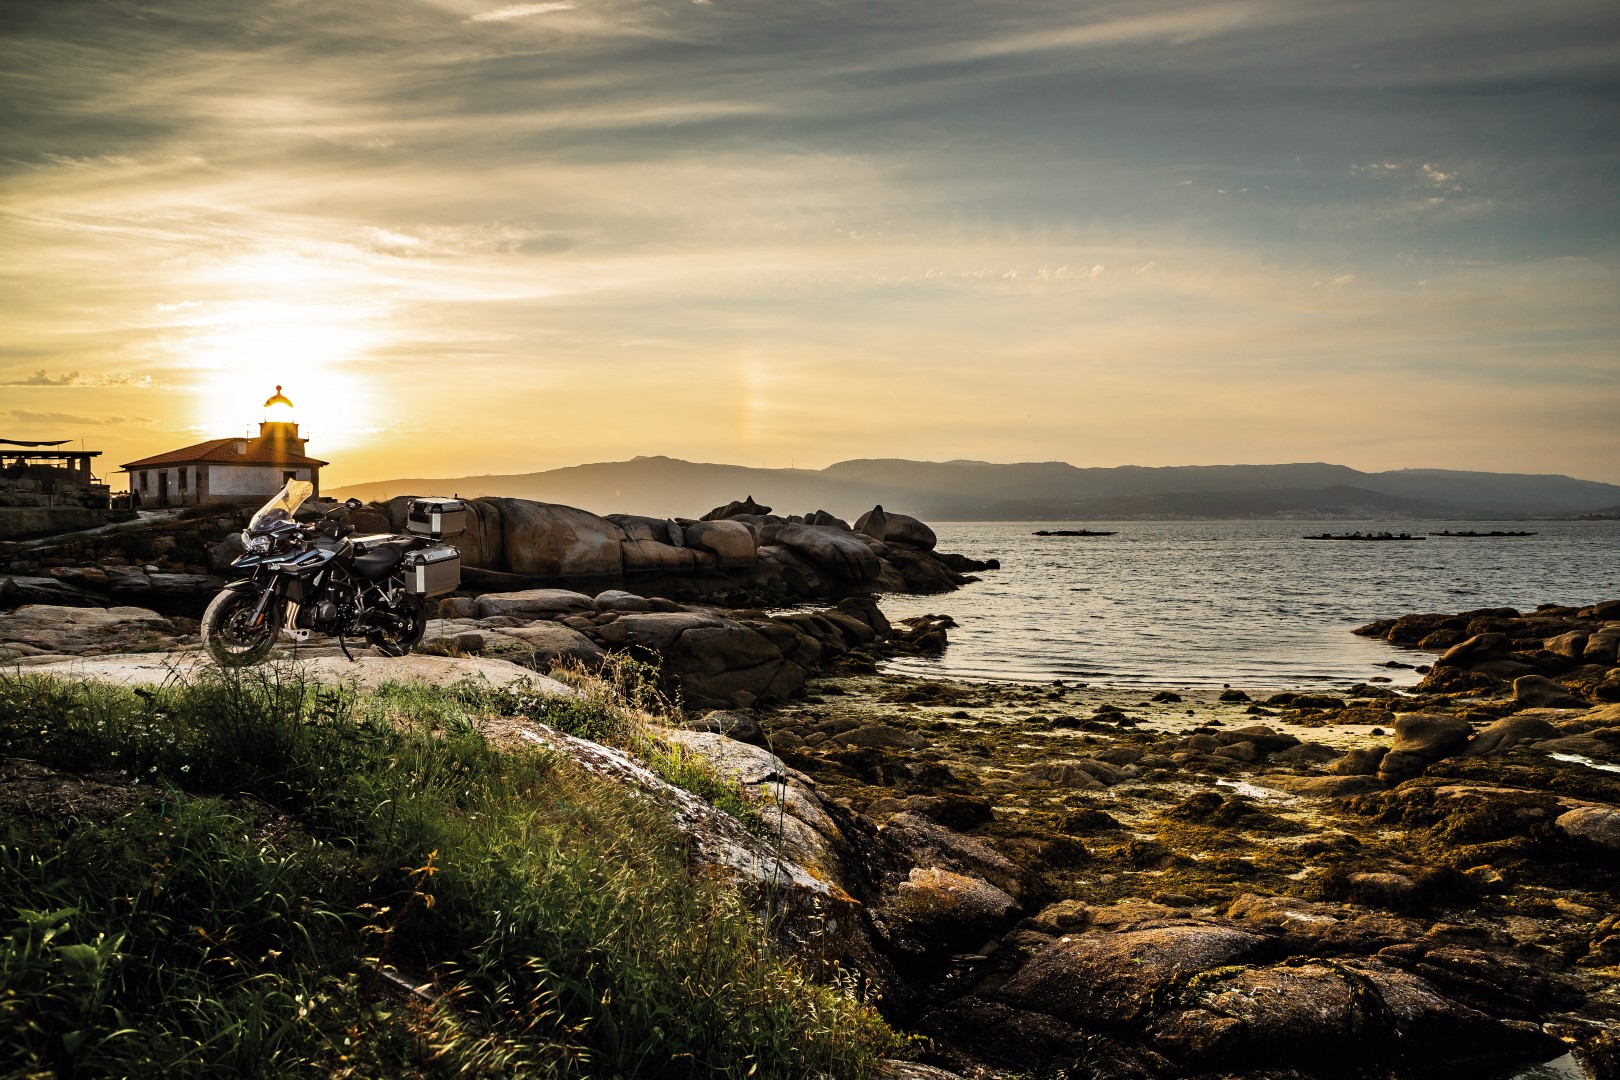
2 0 1618 488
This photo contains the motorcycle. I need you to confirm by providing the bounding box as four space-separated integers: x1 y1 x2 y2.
201 480 464 666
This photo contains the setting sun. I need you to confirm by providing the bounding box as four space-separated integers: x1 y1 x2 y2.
179 299 380 450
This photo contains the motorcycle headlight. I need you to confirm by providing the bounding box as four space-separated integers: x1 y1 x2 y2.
245 532 273 554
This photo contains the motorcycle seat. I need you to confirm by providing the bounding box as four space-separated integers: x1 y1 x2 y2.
351 542 410 580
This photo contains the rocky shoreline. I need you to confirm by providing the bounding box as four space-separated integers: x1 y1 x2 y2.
3 500 1618 1078
735 601 1620 1080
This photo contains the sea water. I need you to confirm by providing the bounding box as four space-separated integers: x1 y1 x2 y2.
878 519 1620 690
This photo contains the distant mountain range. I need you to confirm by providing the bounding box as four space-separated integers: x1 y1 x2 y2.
328 457 1620 522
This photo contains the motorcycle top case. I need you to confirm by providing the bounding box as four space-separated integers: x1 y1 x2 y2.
406 497 467 539
405 544 461 597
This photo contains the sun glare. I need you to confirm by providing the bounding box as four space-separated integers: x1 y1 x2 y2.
174 299 382 452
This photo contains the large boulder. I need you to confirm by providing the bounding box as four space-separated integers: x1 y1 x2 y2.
755 544 827 595
0 576 108 609
605 514 675 544
206 532 247 572
804 510 850 530
602 612 805 708
881 546 964 594
767 524 882 581
1557 806 1620 851
619 539 712 572
998 924 1265 1026
1435 633 1510 669
481 498 624 578
1511 675 1587 711
701 496 771 521
1583 626 1620 665
1462 713 1558 755
593 589 652 612
601 611 728 651
1377 714 1475 785
855 505 938 551
1158 959 1561 1071
458 499 507 571
879 868 1018 957
495 623 606 670
878 812 1025 898
474 588 596 620
678 520 758 568
1544 631 1590 661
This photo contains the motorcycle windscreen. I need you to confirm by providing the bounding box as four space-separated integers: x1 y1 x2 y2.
248 479 315 533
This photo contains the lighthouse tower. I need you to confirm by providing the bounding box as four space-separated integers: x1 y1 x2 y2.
259 385 309 454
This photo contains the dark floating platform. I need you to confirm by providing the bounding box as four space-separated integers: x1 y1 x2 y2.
1303 532 1425 541
1429 530 1538 537
1033 529 1118 537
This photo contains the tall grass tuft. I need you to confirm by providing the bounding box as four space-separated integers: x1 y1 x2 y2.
0 667 903 1078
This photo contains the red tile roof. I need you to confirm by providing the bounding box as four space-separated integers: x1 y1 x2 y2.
122 438 328 470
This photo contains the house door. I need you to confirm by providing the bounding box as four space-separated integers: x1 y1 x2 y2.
158 471 169 506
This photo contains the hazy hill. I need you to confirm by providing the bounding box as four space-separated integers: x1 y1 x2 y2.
328 457 1620 521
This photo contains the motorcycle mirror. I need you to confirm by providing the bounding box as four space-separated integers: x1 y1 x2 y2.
345 498 362 511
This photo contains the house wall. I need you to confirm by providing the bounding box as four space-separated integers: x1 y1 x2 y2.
201 464 319 505
129 464 319 507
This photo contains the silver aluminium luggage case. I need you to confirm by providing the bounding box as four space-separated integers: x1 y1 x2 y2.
407 497 468 539
405 544 460 597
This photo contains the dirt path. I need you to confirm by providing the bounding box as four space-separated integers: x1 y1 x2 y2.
9 649 574 695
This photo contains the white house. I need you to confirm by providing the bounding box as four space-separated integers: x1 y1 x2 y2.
121 387 328 508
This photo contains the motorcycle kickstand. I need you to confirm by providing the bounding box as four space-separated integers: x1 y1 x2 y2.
337 632 358 663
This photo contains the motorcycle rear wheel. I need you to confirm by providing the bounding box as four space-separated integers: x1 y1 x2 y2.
367 593 427 657
202 588 283 667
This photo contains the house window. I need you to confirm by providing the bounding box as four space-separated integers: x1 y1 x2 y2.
178 468 188 492
140 472 149 491
284 470 298 483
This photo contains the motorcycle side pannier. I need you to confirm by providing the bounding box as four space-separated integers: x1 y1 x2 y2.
407 497 467 538
405 545 461 597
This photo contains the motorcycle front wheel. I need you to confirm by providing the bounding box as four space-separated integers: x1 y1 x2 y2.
367 593 427 657
201 588 283 667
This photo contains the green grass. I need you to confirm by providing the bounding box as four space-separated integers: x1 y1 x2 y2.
0 666 903 1078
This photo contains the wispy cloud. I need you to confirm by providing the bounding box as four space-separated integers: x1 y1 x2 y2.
6 411 155 427
469 2 576 22
1 371 154 388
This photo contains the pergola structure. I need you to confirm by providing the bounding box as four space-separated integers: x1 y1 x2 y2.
0 439 110 507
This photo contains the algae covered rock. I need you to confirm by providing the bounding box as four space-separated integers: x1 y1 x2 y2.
1463 713 1559 755
1557 805 1620 851
997 924 1264 1025
1511 674 1588 710
1378 713 1474 784
881 867 1018 956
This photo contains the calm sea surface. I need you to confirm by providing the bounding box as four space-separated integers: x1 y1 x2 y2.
877 520 1620 691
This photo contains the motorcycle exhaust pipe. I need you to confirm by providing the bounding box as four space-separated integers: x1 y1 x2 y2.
279 601 313 643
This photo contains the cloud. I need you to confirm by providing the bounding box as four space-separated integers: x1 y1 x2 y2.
469 2 576 22
6 411 155 427
0 370 154 387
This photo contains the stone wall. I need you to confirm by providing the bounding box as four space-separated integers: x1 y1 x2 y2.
0 507 136 542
